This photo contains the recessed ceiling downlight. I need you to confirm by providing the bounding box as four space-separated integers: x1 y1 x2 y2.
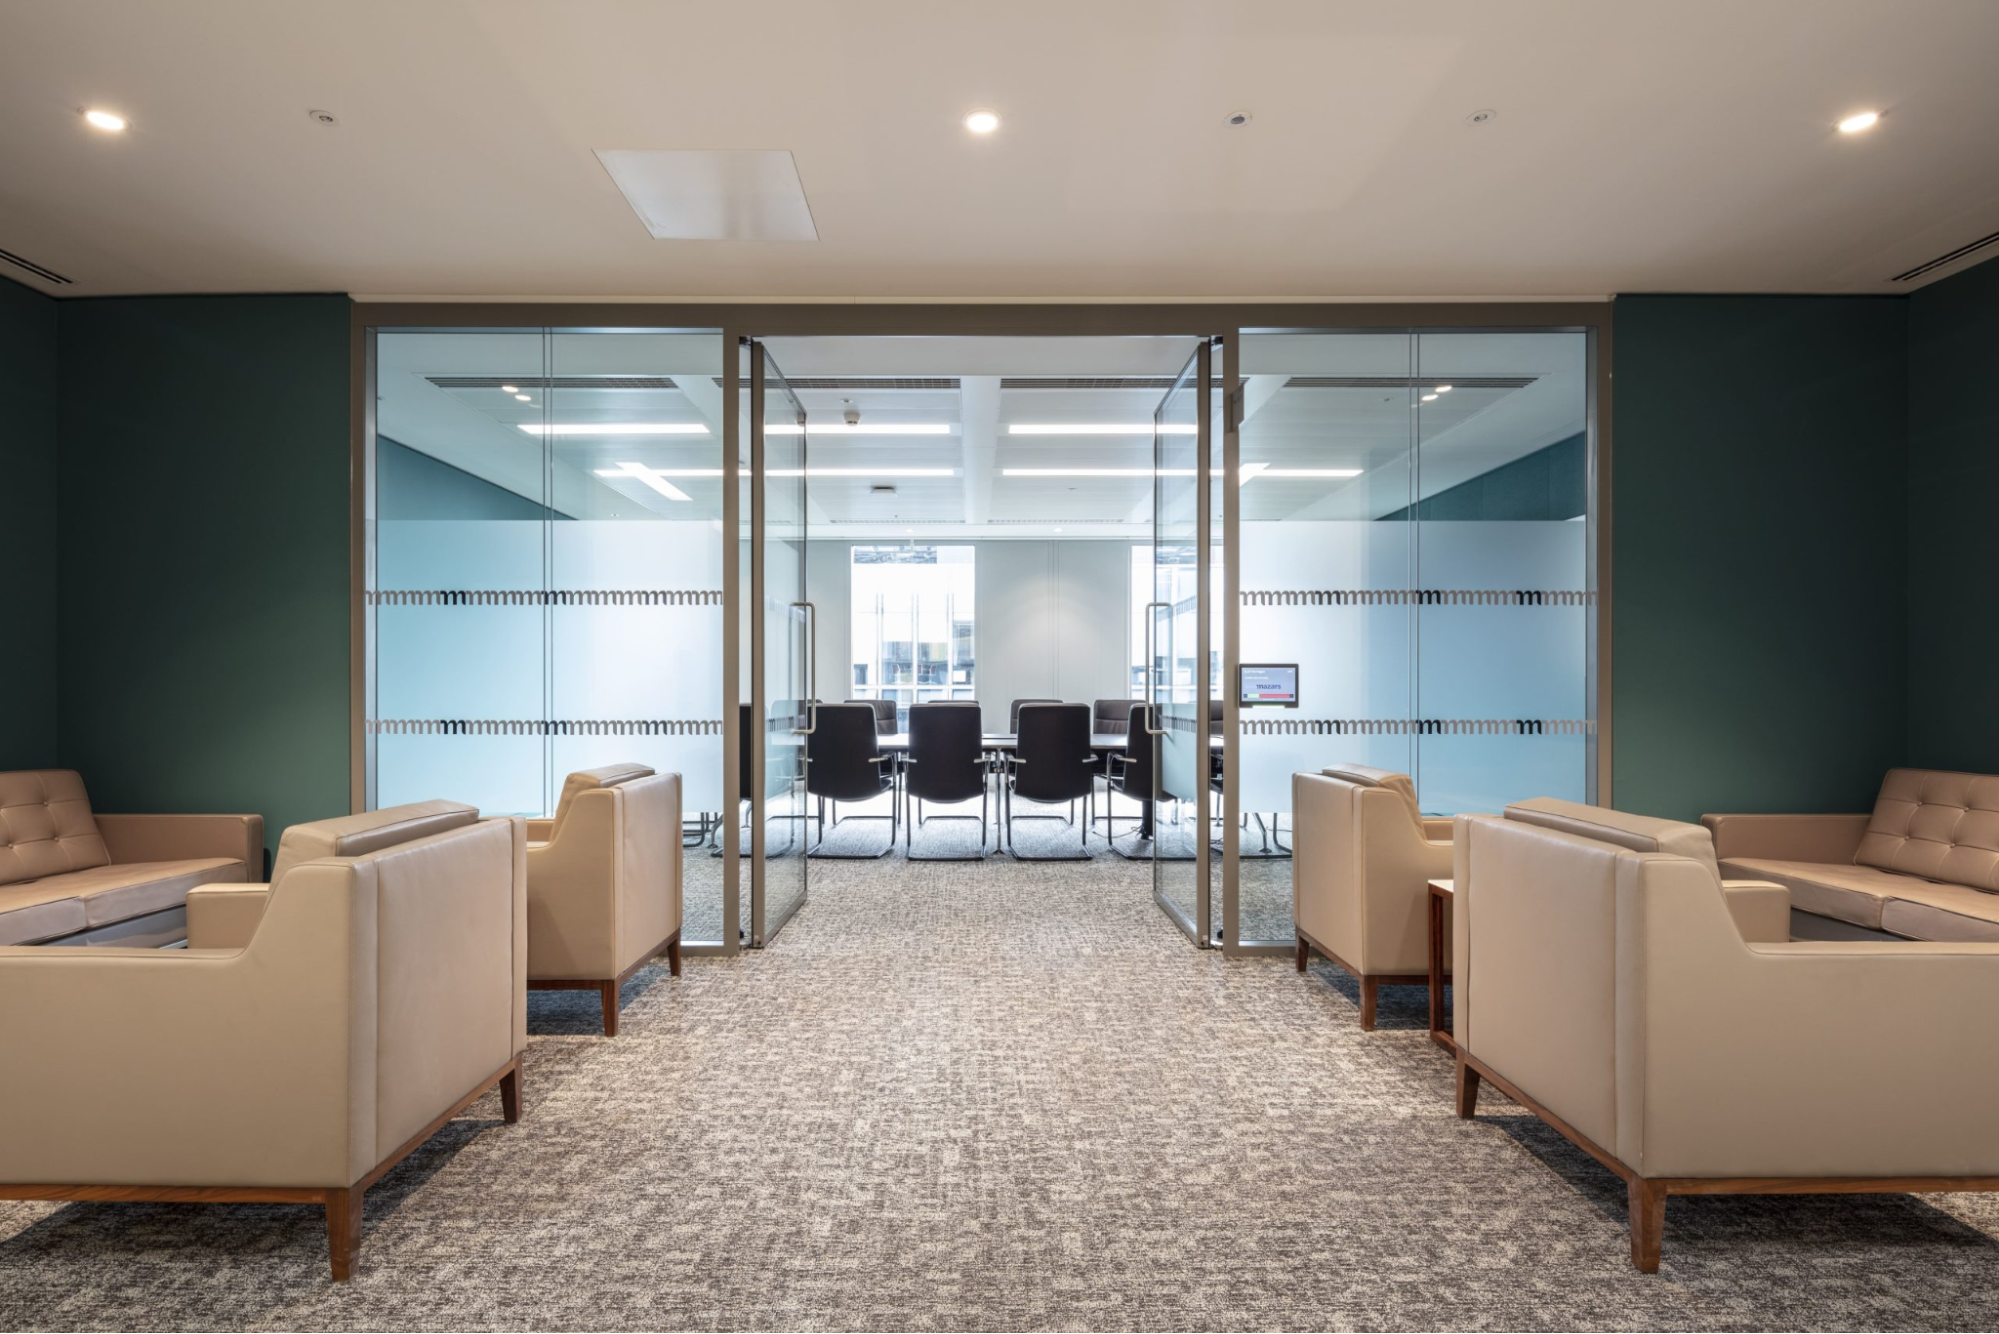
83 109 127 132
1837 110 1881 134
964 109 1001 135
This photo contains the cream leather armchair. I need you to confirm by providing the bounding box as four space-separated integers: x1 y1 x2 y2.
1293 765 1454 1029
1452 798 1999 1271
525 764 682 1036
0 800 528 1281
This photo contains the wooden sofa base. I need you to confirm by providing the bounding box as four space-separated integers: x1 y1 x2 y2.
1295 930 1426 1031
0 1053 522 1282
528 929 682 1037
1454 1048 1999 1272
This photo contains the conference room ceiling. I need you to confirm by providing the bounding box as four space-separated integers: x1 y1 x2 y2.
3 1 1997 299
375 332 1586 537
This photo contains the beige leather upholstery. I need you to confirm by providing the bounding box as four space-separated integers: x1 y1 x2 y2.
268 799 477 885
1855 768 1999 892
527 767 681 983
0 771 260 946
0 771 110 886
0 805 526 1189
1702 812 1870 865
1320 765 1421 822
1294 769 1450 979
1714 858 1913 930
1720 881 1791 944
1505 797 1719 879
186 884 272 951
1879 882 1999 943
1455 807 1999 1180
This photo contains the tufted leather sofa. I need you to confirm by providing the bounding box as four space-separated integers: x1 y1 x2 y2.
0 770 262 947
1704 768 1999 942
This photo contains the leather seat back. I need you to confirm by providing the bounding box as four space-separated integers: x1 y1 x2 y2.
1504 797 1718 880
1856 768 1999 892
269 799 480 885
0 770 110 886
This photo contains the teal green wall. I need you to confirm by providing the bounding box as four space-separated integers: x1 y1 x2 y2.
56 295 351 863
0 278 61 768
1379 432 1586 522
1907 255 1999 773
1611 296 1910 821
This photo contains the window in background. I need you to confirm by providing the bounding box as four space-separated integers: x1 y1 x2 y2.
850 545 976 730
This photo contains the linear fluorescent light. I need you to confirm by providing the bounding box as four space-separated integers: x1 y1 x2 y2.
764 423 954 436
599 462 691 502
605 467 957 480
1008 423 1200 436
1005 466 1362 481
1255 468 1363 479
520 422 710 436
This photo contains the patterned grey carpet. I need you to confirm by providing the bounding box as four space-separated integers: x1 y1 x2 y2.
6 848 1999 1331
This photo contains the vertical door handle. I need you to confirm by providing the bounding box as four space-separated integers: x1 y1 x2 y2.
792 600 818 734
1143 600 1170 735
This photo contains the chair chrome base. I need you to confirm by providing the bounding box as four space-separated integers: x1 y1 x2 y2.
904 788 990 861
1003 790 1095 861
807 792 900 859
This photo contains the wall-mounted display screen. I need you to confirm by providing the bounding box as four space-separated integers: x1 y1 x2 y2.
1239 664 1299 707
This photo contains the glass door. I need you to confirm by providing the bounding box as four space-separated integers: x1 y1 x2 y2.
750 340 810 946
1150 342 1213 944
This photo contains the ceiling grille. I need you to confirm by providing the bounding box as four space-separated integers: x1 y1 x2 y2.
1282 376 1535 389
1891 229 1999 283
427 376 680 390
712 376 960 390
0 246 73 285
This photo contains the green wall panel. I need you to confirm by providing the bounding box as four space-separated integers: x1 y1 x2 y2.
1611 295 1909 821
1907 255 1999 773
56 295 351 863
0 278 61 768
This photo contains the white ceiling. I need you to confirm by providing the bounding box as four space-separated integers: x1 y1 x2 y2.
375 331 1586 537
2 0 1997 299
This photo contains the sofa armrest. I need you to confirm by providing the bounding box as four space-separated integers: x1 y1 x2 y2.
96 812 265 875
187 884 272 950
524 818 555 843
1700 812 1869 863
1720 880 1789 943
1422 817 1455 842
524 794 618 979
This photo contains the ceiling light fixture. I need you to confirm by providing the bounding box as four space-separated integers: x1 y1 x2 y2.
1421 394 1439 402
964 109 1001 134
1256 468 1364 479
600 462 691 503
764 422 953 436
520 422 710 436
1837 110 1881 134
83 109 127 132
1434 384 1453 393
500 384 519 394
1007 423 1200 436
515 394 532 402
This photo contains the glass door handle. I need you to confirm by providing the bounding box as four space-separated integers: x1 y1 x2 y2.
792 600 818 734
1142 600 1170 735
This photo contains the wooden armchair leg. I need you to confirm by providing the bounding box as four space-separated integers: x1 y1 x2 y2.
500 1062 522 1123
665 932 682 977
1454 1052 1481 1119
1359 977 1379 1030
1295 938 1310 972
600 980 620 1037
1627 1178 1666 1272
326 1185 363 1281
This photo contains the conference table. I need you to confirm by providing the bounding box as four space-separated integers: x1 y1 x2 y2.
864 730 1223 841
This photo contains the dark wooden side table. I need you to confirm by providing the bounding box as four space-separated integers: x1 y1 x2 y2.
1426 878 1454 1052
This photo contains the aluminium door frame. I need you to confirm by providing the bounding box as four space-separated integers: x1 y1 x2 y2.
349 303 1613 963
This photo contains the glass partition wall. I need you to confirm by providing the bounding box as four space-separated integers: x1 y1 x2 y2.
1226 329 1597 948
365 328 732 945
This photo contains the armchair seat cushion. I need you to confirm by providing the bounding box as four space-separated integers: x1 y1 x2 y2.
25 857 248 927
0 884 89 946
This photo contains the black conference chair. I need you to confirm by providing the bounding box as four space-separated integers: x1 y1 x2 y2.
1007 697 1062 732
849 697 897 736
1004 703 1096 860
902 703 989 860
805 703 899 859
1092 698 1136 736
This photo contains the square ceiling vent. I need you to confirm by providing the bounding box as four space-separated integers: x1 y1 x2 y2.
594 149 818 241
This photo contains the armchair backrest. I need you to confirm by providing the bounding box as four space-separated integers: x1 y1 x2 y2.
906 704 986 803
550 763 655 832
805 704 890 802
848 697 898 735
1322 763 1423 829
1013 704 1095 803
0 770 109 885
1008 697 1062 732
1093 698 1135 735
1501 797 1718 878
268 798 479 885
